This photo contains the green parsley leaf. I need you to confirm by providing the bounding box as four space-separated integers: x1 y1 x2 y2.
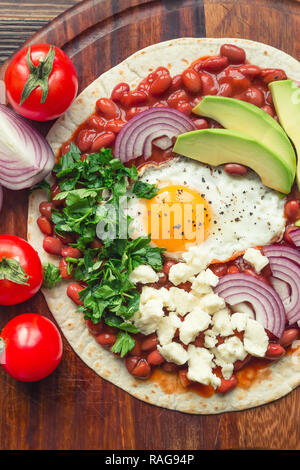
111 331 135 357
132 181 159 199
42 263 62 289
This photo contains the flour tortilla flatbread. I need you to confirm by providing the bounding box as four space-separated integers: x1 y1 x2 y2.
28 38 300 414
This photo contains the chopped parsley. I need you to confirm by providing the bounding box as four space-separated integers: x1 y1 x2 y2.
42 263 62 289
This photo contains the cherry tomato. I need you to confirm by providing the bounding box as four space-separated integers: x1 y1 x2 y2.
0 314 63 382
5 44 78 121
0 235 43 305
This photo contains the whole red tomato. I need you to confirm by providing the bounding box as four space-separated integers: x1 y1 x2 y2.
0 235 43 305
0 313 63 382
5 44 78 121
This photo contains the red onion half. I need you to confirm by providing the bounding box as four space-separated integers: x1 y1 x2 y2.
287 227 300 247
0 105 54 189
215 273 286 338
114 108 196 163
263 244 300 324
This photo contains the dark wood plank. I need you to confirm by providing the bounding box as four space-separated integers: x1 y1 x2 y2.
0 0 300 450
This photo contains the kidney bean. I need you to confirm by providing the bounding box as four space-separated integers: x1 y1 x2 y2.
67 283 85 306
178 369 191 387
96 98 120 119
147 349 165 365
87 114 106 132
96 332 117 347
176 101 192 115
150 74 172 96
279 328 299 347
170 74 183 91
203 56 228 73
61 142 70 155
121 90 148 107
261 105 275 117
199 72 218 95
39 201 54 220
228 264 240 274
111 82 130 102
193 332 205 348
61 246 82 258
220 44 246 64
265 342 285 359
193 60 205 73
43 236 63 255
90 238 103 250
224 163 248 176
210 263 228 277
219 68 250 94
86 319 103 336
284 225 297 244
182 69 202 93
162 362 179 373
59 258 72 280
194 118 209 129
137 81 151 93
125 356 140 373
163 259 177 275
260 68 287 84
217 82 233 97
242 87 264 107
238 64 261 77
76 128 97 152
265 92 273 105
216 375 238 394
125 106 149 120
167 89 189 108
131 358 151 378
156 272 167 285
51 183 64 207
106 119 126 133
129 339 142 356
233 354 251 371
37 216 53 236
91 131 115 152
285 200 300 222
56 232 75 245
141 334 159 352
243 268 268 283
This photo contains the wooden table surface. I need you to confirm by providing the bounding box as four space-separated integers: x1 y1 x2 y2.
1 0 300 451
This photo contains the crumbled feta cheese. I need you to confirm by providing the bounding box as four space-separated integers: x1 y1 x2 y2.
204 329 218 349
220 362 234 380
243 248 269 273
187 345 221 388
191 268 219 295
243 318 269 357
167 287 198 316
129 264 159 284
199 292 226 314
133 298 164 335
158 342 188 365
179 308 211 345
212 308 234 337
157 313 181 346
168 262 196 286
230 312 248 332
140 286 170 306
213 336 247 365
182 249 210 272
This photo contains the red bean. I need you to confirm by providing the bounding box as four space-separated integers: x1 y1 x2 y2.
147 349 165 365
261 105 275 117
37 216 53 236
193 332 205 348
279 328 299 347
228 265 240 274
96 333 117 347
61 246 82 258
194 118 209 129
199 72 218 95
96 98 120 119
76 129 97 152
125 356 140 373
233 354 251 371
106 119 126 134
216 375 238 394
91 132 115 152
176 101 192 115
150 74 172 96
220 44 246 64
167 90 189 108
125 106 149 120
43 236 63 255
156 272 167 285
121 90 148 107
131 359 151 378
219 68 250 94
203 56 228 72
86 319 103 336
242 87 264 107
162 362 179 373
111 82 130 102
178 369 191 387
224 163 248 176
59 258 72 280
265 343 285 359
129 339 142 356
90 239 103 250
238 64 261 77
141 334 159 352
67 283 85 306
182 69 202 93
260 68 287 84
170 74 183 91
243 268 268 283
51 183 64 207
285 200 300 222
39 201 54 220
210 263 228 277
56 233 74 245
61 142 70 155
217 82 233 97
87 115 106 132
163 259 177 275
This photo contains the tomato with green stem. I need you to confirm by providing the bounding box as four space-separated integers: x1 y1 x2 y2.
5 44 78 121
0 235 43 305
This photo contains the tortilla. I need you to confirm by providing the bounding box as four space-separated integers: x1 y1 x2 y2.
28 38 300 414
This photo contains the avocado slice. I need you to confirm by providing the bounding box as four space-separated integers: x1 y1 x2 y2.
269 80 300 189
173 129 293 194
193 96 296 176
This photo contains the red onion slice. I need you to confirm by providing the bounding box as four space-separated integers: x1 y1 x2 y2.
270 276 290 303
287 227 300 248
263 243 300 265
0 184 2 213
215 273 286 338
0 105 54 189
114 108 196 163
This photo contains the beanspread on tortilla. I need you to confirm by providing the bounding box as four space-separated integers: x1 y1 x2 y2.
28 38 300 414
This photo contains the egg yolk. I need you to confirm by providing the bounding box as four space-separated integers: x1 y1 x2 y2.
146 185 211 252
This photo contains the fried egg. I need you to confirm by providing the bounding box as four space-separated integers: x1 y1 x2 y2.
127 157 286 264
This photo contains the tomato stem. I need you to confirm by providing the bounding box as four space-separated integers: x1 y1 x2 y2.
0 257 30 285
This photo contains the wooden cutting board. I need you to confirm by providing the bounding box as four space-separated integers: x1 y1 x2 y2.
0 0 300 450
